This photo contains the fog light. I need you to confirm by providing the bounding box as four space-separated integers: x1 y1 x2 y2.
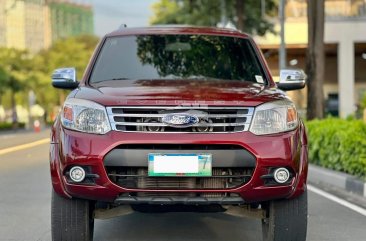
273 168 290 183
69 166 86 183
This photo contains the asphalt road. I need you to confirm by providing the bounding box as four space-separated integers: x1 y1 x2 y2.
0 130 365 241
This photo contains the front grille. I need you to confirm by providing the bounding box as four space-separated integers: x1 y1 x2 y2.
106 167 254 190
106 106 254 133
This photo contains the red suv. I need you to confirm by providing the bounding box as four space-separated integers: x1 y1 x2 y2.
50 26 308 241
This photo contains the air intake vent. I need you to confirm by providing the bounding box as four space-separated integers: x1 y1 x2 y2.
106 167 254 190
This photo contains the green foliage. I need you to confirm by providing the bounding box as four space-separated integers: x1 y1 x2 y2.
360 92 366 110
0 48 31 93
0 48 33 123
0 122 12 130
0 35 99 123
306 118 366 179
0 66 9 97
151 0 277 36
34 35 99 109
0 122 25 130
37 35 99 80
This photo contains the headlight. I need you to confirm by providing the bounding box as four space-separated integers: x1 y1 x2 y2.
61 98 111 134
249 100 298 135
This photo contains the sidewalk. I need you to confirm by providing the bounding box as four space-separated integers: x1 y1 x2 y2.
308 164 366 199
0 128 31 136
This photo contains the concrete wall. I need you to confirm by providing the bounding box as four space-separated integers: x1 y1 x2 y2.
325 21 366 117
257 20 366 118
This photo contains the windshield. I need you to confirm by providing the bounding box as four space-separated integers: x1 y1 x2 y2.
89 34 267 84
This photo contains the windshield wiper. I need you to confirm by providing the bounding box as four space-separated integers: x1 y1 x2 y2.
185 75 227 81
93 77 130 83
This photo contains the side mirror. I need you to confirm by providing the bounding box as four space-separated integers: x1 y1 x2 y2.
51 67 79 89
277 69 307 91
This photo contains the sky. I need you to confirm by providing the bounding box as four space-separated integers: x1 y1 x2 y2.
89 0 158 36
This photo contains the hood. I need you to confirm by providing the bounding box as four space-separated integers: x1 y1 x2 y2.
74 79 286 107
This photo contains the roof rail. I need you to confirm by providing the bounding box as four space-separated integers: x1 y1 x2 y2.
118 24 127 30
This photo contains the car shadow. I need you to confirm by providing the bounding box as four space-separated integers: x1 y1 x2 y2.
94 210 261 241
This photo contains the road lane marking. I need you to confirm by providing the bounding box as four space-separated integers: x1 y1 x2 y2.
0 138 49 156
308 184 366 217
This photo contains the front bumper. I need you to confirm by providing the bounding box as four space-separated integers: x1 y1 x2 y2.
50 123 308 204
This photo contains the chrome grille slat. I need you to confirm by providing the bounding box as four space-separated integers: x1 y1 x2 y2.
106 106 254 133
109 113 252 118
111 122 249 127
109 106 253 110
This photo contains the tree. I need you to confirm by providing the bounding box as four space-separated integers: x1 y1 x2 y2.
151 0 277 36
0 48 31 126
306 0 325 120
38 35 99 79
0 66 9 106
36 35 99 107
0 35 99 125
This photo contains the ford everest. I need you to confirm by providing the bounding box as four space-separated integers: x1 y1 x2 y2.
50 26 308 241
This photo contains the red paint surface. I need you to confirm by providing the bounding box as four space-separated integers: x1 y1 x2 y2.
50 26 308 203
50 123 308 203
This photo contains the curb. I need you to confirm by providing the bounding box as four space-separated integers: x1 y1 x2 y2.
308 164 366 198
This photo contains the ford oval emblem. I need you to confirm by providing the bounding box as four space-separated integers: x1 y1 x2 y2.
162 113 199 128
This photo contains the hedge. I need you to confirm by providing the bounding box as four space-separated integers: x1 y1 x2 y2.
0 122 13 130
306 118 366 180
0 122 25 130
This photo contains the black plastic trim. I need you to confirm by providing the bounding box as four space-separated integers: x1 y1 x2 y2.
277 82 306 91
114 196 245 205
104 147 256 167
52 81 79 90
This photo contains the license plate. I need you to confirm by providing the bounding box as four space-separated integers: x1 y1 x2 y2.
148 153 212 177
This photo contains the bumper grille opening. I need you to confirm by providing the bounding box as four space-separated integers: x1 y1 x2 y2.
104 144 256 198
106 167 254 190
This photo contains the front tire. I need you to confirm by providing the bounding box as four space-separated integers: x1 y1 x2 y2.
51 189 95 241
262 190 308 241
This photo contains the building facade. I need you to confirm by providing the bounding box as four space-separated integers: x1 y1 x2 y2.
25 0 52 52
0 0 93 52
0 1 5 45
48 0 93 42
255 0 366 118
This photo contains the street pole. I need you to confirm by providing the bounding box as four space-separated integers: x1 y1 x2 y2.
279 0 287 70
261 0 266 18
220 0 227 27
28 90 36 130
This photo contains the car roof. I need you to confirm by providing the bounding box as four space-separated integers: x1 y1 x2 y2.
105 25 251 39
